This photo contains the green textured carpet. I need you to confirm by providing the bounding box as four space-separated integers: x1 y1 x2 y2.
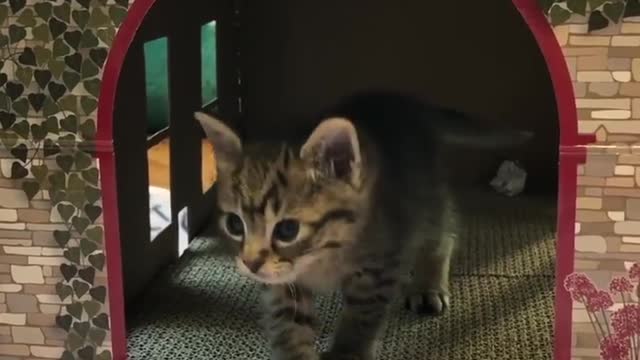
127 191 556 360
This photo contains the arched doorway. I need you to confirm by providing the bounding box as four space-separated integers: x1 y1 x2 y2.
97 0 592 358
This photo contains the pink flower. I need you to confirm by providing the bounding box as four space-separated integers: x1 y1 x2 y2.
611 304 640 339
629 263 640 282
564 273 598 302
600 335 631 360
586 290 614 312
610 277 635 294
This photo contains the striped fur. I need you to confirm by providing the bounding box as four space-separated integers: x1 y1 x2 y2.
261 285 317 360
196 91 531 360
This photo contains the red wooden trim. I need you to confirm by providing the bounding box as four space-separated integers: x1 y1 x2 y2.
97 0 157 359
511 0 596 149
97 153 127 360
512 1 596 359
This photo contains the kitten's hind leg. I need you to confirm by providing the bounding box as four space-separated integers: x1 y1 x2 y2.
404 238 454 316
262 284 319 360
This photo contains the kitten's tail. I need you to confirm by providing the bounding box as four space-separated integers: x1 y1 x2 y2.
432 109 534 149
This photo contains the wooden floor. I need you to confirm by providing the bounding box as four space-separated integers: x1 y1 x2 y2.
147 138 217 192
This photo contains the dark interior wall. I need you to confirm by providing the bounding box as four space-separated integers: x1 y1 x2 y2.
240 0 559 193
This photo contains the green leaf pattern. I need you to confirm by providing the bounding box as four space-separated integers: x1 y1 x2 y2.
0 1 132 359
541 0 636 29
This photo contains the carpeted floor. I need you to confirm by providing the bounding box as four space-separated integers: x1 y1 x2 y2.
126 190 557 360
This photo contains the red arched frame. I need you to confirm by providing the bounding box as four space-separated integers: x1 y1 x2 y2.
97 1 596 359
511 1 596 359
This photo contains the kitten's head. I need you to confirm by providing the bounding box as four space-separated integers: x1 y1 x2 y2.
195 112 368 284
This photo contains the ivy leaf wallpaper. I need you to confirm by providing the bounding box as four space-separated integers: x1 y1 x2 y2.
542 0 639 31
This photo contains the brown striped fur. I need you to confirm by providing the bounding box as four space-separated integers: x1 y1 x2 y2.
196 91 532 360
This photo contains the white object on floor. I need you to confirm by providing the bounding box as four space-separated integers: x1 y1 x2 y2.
148 186 172 241
490 160 527 197
178 207 189 257
148 186 190 256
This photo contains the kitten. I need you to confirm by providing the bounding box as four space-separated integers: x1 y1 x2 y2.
195 91 532 360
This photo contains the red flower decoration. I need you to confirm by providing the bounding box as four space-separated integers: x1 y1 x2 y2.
611 304 640 339
586 290 614 313
565 273 598 302
600 335 631 360
629 263 640 283
610 277 635 294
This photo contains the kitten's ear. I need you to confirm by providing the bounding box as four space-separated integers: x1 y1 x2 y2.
195 112 242 171
300 117 361 180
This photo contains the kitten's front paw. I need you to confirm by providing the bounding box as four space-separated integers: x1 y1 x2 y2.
320 351 372 360
404 290 450 316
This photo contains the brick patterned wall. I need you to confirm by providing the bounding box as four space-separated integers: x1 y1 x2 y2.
554 16 640 360
0 162 109 358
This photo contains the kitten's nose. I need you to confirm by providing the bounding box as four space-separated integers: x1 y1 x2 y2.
242 257 266 273
241 245 269 273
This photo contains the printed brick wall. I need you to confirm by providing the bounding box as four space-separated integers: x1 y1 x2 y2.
0 165 69 359
0 157 110 359
554 15 640 360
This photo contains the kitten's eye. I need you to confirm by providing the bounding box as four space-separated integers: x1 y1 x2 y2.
273 219 300 242
225 213 245 237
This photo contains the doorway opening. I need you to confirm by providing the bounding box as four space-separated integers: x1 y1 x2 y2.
108 1 562 358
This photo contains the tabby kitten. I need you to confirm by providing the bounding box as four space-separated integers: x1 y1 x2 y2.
195 92 531 360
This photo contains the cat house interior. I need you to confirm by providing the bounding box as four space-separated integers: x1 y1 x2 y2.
113 0 560 358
